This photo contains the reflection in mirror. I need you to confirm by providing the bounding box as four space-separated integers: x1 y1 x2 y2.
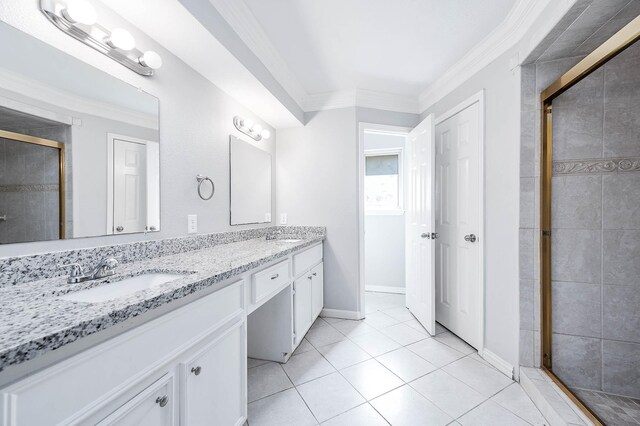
230 136 272 225
0 22 160 244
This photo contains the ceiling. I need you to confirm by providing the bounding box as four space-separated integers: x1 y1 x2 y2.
241 0 518 98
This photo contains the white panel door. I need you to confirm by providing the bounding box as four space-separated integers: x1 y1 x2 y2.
435 103 481 350
113 139 147 235
405 114 436 336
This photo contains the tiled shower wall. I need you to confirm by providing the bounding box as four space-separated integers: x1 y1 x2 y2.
519 54 586 369
0 137 60 243
519 41 640 399
550 41 640 399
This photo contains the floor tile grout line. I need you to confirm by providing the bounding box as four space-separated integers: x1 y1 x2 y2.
249 293 533 424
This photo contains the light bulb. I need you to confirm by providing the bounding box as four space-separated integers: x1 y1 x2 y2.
62 0 97 25
260 129 271 139
253 124 263 135
243 118 254 129
106 28 135 51
139 51 163 70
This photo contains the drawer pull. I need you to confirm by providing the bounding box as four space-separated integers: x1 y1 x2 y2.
156 395 169 407
191 366 202 376
270 274 279 280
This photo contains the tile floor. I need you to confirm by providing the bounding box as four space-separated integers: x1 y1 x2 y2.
572 388 640 425
247 292 549 426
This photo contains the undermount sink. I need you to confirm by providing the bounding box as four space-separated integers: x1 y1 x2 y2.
276 239 302 243
58 272 188 303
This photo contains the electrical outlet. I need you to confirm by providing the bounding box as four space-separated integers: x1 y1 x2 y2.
265 213 272 222
187 215 197 233
280 213 287 225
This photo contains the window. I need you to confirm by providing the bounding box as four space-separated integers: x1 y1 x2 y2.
365 151 402 213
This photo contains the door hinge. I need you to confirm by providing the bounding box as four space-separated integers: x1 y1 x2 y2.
542 230 552 237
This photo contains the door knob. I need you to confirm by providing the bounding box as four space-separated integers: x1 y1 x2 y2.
116 226 124 233
464 234 477 243
431 232 439 240
421 233 430 239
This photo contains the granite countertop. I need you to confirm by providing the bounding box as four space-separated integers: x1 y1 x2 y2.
0 235 323 372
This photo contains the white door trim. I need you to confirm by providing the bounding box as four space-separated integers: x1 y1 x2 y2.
106 133 157 235
434 90 485 356
358 122 412 319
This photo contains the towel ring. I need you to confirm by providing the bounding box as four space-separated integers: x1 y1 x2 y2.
196 174 215 200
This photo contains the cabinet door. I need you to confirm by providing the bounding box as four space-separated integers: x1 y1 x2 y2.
293 275 313 344
97 374 175 426
311 262 324 319
181 320 246 426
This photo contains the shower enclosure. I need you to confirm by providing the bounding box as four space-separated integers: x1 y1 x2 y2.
540 17 640 426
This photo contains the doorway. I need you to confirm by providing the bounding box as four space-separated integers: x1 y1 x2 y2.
358 92 485 352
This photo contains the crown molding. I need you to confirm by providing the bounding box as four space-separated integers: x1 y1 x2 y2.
208 0 308 108
0 68 158 130
207 0 572 117
303 89 420 114
418 0 572 112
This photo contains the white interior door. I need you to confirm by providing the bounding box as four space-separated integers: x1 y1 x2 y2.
435 102 481 350
113 139 147 235
405 114 436 335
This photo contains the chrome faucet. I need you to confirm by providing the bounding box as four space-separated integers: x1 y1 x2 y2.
59 257 119 284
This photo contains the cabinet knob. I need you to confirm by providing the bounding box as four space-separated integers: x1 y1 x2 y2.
156 395 169 407
191 366 202 376
312 272 317 276
308 275 312 280
116 226 124 233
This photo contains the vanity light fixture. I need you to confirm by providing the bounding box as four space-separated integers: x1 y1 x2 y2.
233 116 271 141
39 0 162 76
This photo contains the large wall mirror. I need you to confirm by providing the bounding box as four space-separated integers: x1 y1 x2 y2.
229 135 272 225
0 23 160 244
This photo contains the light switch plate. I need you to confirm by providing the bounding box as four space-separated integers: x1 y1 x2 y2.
187 214 197 233
265 213 272 222
280 213 287 225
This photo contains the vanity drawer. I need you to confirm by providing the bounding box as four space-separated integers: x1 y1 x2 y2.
293 244 323 277
252 260 291 304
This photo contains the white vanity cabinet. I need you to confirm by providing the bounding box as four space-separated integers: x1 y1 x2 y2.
247 243 324 362
311 262 324 319
180 320 245 426
293 274 313 344
96 373 176 426
0 281 247 426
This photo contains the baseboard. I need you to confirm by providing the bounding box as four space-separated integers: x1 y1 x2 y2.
320 309 363 320
481 349 514 379
365 285 406 294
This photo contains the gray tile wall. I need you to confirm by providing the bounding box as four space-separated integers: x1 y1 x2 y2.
519 3 640 394
0 136 62 244
520 39 640 399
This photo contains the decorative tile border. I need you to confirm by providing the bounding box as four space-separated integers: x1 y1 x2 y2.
0 184 59 192
553 157 640 175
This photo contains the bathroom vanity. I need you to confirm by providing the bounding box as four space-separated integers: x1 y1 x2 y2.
0 228 325 426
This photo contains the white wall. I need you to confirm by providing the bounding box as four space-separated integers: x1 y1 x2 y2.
277 108 359 312
421 50 521 372
277 108 418 314
0 0 276 258
364 132 406 291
